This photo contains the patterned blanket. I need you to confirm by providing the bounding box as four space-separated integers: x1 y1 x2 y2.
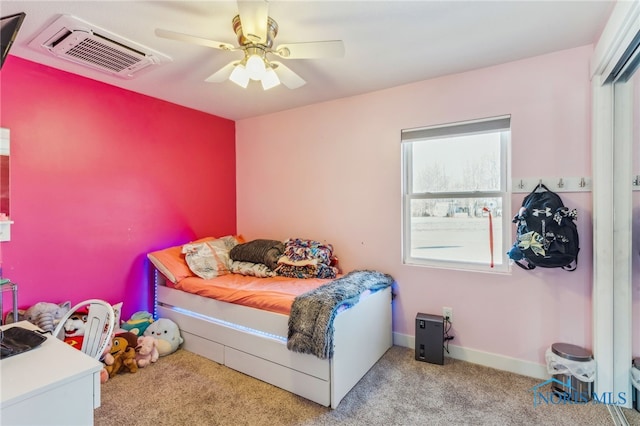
286 270 394 359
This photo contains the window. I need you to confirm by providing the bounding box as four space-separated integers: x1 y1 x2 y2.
401 116 511 272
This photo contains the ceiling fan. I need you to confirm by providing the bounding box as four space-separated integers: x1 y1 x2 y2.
155 0 345 90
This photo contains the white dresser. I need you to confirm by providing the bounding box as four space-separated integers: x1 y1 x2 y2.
0 321 103 425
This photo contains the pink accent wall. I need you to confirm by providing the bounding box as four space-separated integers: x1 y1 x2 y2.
0 56 236 320
236 45 595 366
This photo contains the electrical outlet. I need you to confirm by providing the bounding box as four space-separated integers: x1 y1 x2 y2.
443 307 453 323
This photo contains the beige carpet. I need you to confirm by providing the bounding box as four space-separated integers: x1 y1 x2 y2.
95 346 633 425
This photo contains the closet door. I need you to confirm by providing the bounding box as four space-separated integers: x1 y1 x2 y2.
632 66 640 374
615 54 640 425
608 58 635 411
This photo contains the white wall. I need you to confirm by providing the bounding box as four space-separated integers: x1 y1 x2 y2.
236 45 594 376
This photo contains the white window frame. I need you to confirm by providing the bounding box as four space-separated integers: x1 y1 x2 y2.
401 115 512 273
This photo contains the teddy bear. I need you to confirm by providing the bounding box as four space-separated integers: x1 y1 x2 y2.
104 332 139 378
143 318 183 356
7 301 71 333
135 335 159 367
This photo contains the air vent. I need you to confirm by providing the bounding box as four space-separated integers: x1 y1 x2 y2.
29 15 170 79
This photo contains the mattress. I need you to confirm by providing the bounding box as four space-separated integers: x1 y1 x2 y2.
174 274 333 315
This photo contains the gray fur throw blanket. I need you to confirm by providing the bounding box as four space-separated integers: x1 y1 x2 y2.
287 270 394 359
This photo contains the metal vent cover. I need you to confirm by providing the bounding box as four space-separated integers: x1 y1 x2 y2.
29 15 171 79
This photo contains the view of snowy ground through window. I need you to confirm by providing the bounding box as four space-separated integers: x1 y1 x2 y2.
410 215 503 265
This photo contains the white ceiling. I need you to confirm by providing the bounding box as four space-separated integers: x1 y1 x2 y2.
2 1 615 121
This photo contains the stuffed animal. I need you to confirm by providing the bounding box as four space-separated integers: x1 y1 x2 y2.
8 301 71 332
104 332 139 378
120 311 154 336
100 368 109 384
135 335 159 367
63 308 89 337
62 307 89 349
99 336 114 384
143 318 183 356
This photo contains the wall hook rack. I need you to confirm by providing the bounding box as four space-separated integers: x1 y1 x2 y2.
512 177 592 193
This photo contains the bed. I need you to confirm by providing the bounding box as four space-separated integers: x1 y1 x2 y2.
148 236 394 408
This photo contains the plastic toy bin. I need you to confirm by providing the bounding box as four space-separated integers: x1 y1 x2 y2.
546 342 595 402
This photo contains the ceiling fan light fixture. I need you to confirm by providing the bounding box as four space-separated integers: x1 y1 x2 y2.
246 53 266 80
229 64 250 88
261 67 280 90
157 2 343 92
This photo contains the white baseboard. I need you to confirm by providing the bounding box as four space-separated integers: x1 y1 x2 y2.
393 332 548 380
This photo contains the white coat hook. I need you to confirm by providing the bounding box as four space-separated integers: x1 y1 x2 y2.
513 176 592 193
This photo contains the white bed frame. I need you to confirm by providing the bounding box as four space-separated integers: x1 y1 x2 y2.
152 270 393 408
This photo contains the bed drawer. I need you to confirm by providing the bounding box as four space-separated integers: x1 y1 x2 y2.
225 346 330 407
158 303 330 380
157 306 225 363
180 331 225 364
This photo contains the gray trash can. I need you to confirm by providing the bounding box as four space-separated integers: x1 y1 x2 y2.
550 343 593 402
633 358 640 412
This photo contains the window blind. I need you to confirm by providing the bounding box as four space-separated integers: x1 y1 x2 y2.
401 115 511 142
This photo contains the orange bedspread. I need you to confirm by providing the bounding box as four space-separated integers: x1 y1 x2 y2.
175 274 333 315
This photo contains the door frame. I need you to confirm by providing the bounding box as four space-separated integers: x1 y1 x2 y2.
591 0 640 408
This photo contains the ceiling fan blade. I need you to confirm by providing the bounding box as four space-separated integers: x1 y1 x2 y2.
204 61 239 83
237 0 269 44
155 28 236 51
273 40 345 59
270 61 306 89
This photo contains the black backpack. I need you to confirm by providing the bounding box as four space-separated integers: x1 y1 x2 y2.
507 184 579 271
